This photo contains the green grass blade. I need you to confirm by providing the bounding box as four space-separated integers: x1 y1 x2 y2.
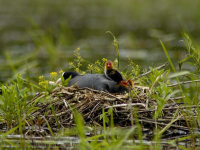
107 31 120 69
160 40 184 96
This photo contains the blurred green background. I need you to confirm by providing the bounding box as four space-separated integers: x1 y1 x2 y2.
0 0 199 83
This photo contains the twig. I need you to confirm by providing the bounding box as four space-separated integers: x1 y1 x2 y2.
105 103 146 109
168 80 200 87
87 102 100 118
136 62 169 79
79 87 125 102
49 109 70 117
63 99 69 109
137 105 200 113
169 96 185 101
158 114 183 135
138 119 190 130
121 64 131 71
145 98 149 109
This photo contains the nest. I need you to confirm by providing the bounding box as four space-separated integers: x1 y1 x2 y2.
27 85 198 139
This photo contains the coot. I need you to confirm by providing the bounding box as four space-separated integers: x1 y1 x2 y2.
104 60 124 83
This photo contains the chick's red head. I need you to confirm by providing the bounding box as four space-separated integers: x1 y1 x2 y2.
127 79 134 88
118 81 129 87
105 60 113 70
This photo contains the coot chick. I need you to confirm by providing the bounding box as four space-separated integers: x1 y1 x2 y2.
117 80 130 93
104 60 134 92
127 79 134 89
104 60 124 83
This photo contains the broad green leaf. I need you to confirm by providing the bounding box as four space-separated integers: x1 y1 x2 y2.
168 71 190 78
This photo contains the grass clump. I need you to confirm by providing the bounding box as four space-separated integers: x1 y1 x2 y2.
0 75 38 132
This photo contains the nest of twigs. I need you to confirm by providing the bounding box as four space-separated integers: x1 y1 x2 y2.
27 84 199 139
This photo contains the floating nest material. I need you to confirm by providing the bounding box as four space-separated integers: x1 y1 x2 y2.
27 84 198 139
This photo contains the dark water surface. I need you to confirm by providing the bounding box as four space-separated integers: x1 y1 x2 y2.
0 134 196 150
1 0 200 83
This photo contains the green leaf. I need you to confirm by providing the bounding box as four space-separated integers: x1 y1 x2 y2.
108 107 113 115
99 114 103 120
178 54 192 64
2 126 19 138
61 74 71 86
105 115 110 124
165 89 180 100
168 71 190 78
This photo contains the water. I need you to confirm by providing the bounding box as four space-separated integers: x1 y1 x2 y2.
0 135 79 149
1 0 199 83
0 134 197 149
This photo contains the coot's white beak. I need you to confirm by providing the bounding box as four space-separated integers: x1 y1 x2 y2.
56 78 62 84
56 72 65 84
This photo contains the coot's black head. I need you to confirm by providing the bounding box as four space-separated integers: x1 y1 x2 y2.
63 71 79 80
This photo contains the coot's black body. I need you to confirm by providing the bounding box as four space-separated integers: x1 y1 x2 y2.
68 74 121 93
60 70 130 93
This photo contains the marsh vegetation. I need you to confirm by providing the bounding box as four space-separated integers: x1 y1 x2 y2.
1 1 200 149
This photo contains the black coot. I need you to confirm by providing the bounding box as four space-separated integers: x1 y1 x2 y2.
67 74 120 93
60 60 131 93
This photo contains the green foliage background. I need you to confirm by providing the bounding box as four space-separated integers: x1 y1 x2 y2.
0 0 200 83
